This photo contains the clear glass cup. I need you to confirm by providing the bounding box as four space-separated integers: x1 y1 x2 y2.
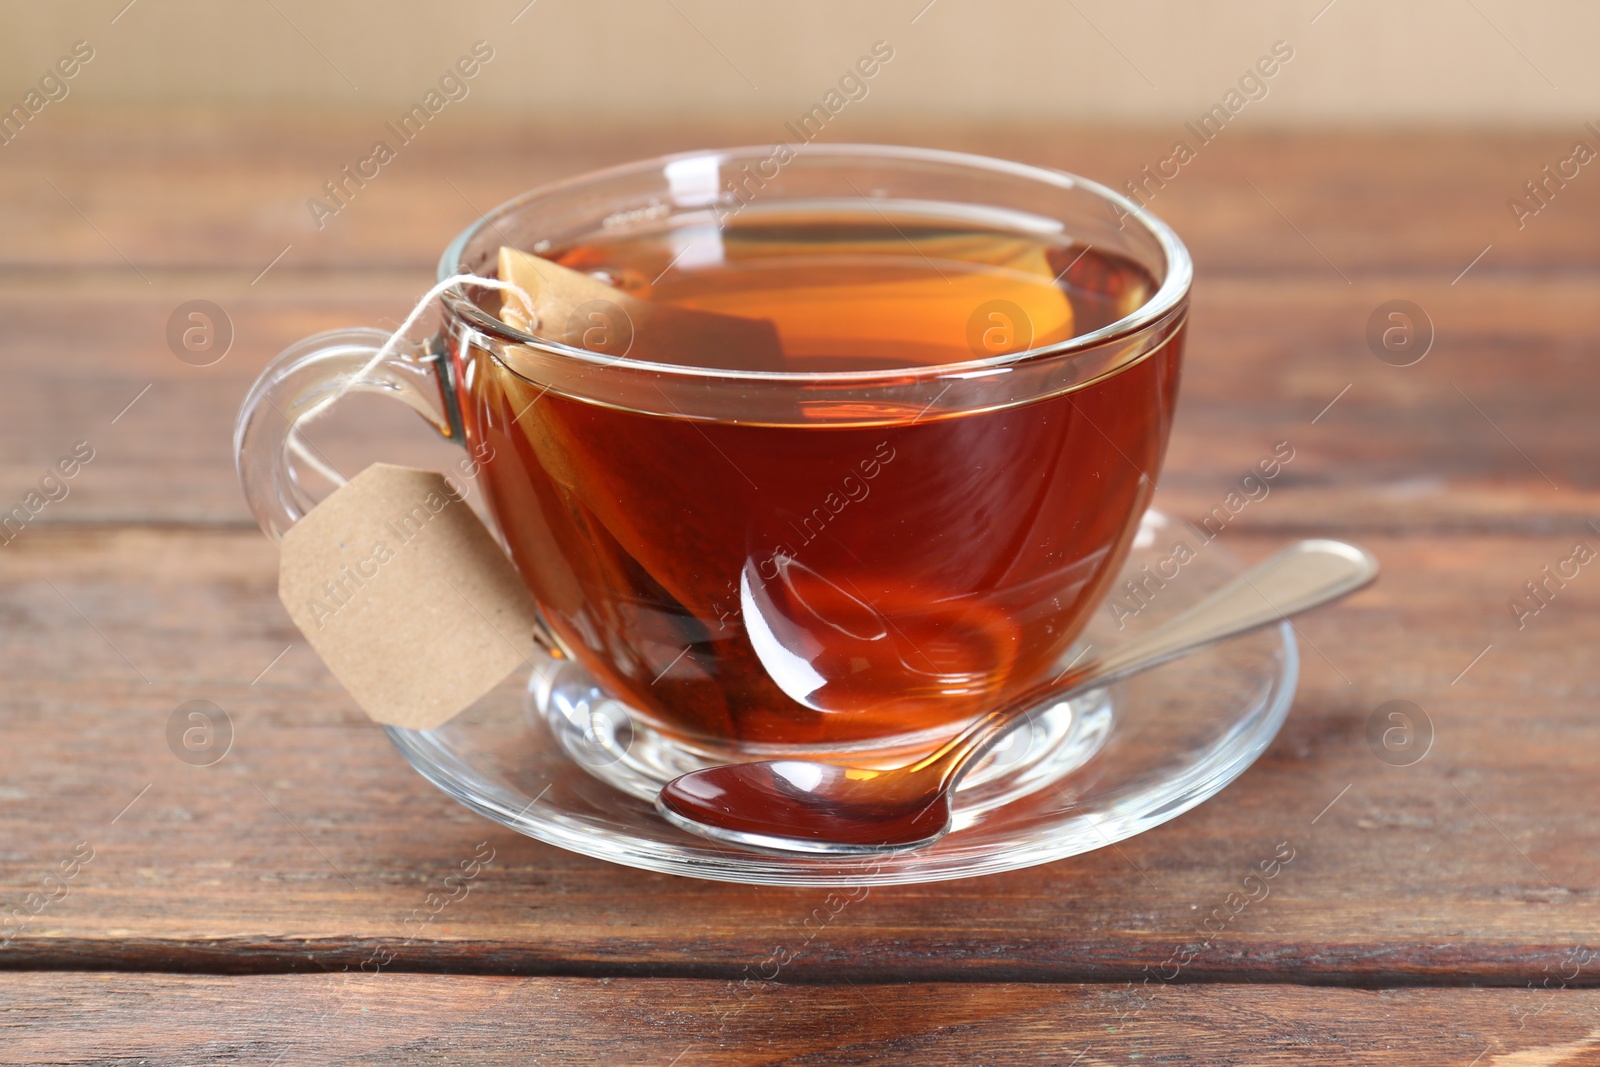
236 145 1192 771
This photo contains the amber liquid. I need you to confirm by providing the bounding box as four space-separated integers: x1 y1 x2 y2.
462 213 1181 751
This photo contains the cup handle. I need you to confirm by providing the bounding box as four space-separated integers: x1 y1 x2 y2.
234 326 462 541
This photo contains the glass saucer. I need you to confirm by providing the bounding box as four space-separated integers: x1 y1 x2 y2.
385 510 1298 886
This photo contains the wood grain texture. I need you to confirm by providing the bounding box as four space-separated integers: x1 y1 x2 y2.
0 526 1593 982
1 115 1596 276
5 974 1600 1066
2 272 1598 529
1 118 1596 526
0 114 1597 1062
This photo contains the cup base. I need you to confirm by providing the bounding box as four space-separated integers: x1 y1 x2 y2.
535 650 1115 830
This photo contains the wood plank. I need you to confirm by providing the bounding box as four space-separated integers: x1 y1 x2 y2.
0 526 1594 981
1 273 1595 527
1 114 1595 277
3 118 1595 998
5 974 1600 1065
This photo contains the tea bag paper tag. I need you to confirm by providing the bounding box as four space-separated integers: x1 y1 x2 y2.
278 463 541 730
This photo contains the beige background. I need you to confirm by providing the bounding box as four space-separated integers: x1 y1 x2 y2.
0 0 1595 126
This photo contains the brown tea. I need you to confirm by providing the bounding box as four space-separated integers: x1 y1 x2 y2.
459 212 1180 751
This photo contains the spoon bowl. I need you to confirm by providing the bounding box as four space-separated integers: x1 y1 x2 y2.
656 757 959 854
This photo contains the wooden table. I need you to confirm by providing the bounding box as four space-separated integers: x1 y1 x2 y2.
2 112 1597 1063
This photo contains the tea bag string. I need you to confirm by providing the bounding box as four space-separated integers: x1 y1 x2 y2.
287 273 534 488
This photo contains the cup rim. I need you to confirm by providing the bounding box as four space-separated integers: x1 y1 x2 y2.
437 143 1192 385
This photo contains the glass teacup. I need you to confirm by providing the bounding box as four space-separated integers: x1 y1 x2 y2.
236 145 1191 770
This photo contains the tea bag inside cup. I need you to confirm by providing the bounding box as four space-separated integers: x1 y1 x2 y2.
666 233 1078 364
496 246 786 371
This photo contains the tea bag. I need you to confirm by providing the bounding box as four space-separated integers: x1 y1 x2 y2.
665 232 1077 365
496 247 786 371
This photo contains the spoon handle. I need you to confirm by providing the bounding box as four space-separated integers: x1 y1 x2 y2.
1059 538 1379 696
926 539 1379 777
